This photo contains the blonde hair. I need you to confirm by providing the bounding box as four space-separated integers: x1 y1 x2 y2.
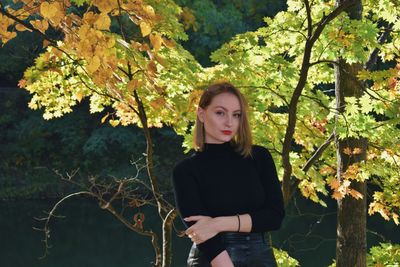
193 82 252 157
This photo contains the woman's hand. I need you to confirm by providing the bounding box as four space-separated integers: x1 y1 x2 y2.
184 215 219 244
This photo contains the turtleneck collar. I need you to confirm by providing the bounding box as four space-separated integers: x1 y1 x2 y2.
203 142 234 153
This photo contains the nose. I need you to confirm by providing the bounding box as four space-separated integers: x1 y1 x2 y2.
225 115 233 127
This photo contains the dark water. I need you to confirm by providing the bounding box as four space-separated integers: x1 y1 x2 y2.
1 197 398 267
0 199 191 267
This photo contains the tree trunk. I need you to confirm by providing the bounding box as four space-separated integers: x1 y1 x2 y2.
335 1 367 266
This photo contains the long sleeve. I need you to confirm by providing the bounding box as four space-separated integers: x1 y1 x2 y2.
248 146 285 232
172 159 226 262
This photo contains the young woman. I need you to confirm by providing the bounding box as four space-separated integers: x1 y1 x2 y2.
172 82 285 267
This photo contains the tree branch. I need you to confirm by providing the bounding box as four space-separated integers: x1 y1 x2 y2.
288 132 335 200
305 0 313 38
365 23 394 71
281 0 358 205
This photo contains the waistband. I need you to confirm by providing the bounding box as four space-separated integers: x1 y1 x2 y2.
220 232 267 242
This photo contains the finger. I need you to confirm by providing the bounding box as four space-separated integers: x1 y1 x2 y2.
184 216 202 222
185 228 193 235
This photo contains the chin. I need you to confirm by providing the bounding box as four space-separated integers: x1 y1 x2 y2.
220 136 233 142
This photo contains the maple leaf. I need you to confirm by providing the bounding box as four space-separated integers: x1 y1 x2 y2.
40 2 57 19
349 189 363 200
329 178 340 190
94 13 111 30
18 79 27 88
86 56 101 74
352 147 363 155
332 191 344 200
343 147 352 155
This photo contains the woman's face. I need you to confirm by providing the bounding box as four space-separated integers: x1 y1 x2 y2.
197 92 241 144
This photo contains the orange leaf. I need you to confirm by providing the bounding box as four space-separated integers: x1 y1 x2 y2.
18 79 27 88
30 19 49 33
329 178 340 190
332 191 343 200
15 24 30 32
343 147 352 155
127 79 139 93
162 38 175 48
43 39 50 47
349 189 363 200
147 61 157 77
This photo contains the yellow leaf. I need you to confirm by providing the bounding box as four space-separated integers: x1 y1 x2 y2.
109 119 120 127
93 0 116 13
144 5 155 18
30 19 49 33
320 166 335 175
15 24 30 32
140 21 151 37
106 37 115 48
83 12 97 25
149 33 162 51
75 91 84 103
393 213 399 225
95 13 111 30
87 56 101 74
1 31 17 44
40 2 56 19
101 113 109 124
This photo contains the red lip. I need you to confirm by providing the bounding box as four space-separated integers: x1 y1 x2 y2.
222 130 232 135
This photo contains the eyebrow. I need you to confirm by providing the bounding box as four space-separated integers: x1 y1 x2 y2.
214 106 241 112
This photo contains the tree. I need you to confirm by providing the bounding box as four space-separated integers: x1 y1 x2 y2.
334 1 367 266
1 1 202 266
1 0 400 266
208 0 399 265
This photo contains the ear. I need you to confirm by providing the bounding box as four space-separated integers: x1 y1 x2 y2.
197 107 205 123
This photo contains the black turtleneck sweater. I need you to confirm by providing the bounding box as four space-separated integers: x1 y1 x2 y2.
172 142 285 262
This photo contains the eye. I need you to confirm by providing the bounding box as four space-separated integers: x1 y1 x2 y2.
216 111 224 116
233 113 241 118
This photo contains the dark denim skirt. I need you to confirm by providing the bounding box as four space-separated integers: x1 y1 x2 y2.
187 232 277 267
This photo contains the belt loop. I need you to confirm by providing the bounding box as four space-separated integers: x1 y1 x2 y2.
261 232 265 244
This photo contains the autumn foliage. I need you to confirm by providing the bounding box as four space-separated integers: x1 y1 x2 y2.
1 0 399 234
